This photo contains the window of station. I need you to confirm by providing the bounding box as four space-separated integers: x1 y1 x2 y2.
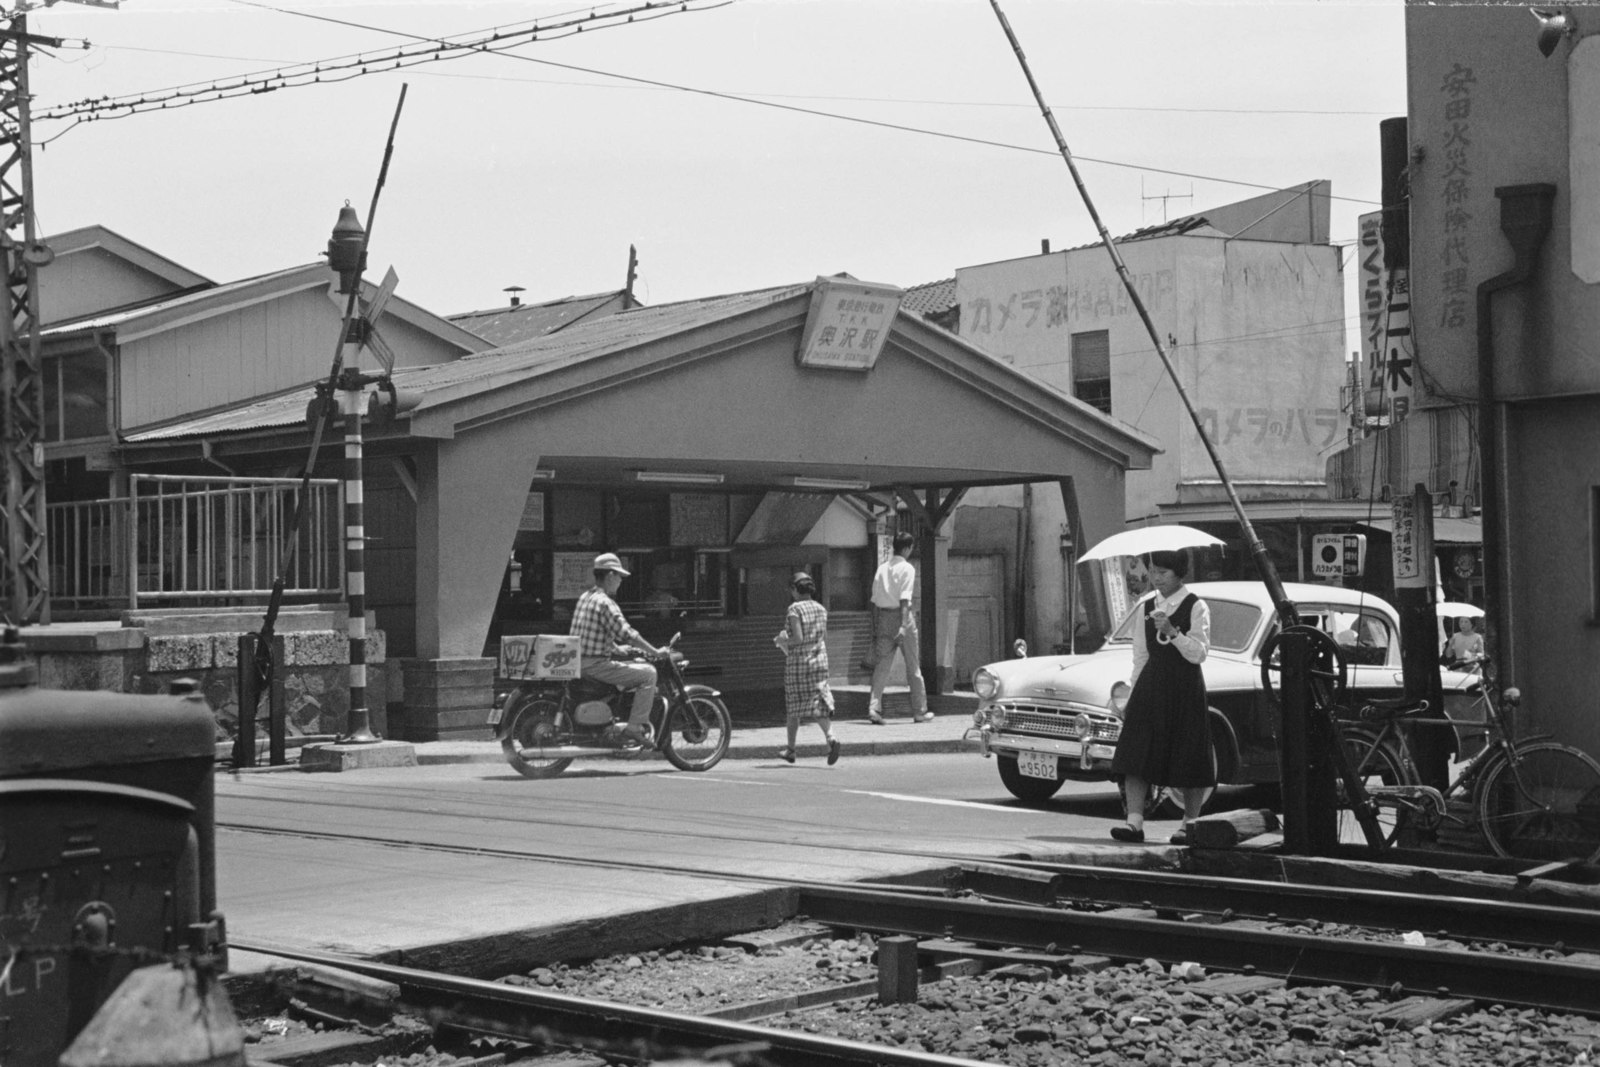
501 487 742 622
498 485 877 624
43 350 110 442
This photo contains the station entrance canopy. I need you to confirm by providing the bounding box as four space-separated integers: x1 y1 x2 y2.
122 275 1159 660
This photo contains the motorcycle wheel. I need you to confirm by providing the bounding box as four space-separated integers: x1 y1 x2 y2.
501 691 574 779
661 695 731 772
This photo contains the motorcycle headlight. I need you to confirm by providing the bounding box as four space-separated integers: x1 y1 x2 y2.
973 667 1000 701
1108 680 1131 717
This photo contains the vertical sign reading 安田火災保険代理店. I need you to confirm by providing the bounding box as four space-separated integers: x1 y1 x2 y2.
796 277 903 371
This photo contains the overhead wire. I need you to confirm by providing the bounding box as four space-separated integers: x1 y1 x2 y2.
29 2 1385 210
32 0 732 124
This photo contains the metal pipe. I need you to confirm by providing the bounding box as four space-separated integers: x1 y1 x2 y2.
987 0 1298 628
1474 184 1555 685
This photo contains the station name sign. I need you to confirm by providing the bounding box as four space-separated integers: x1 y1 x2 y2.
796 276 903 371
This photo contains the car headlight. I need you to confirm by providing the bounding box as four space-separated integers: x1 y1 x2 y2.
973 667 1000 701
1108 680 1131 717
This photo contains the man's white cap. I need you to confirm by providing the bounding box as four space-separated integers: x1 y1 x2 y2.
594 552 630 576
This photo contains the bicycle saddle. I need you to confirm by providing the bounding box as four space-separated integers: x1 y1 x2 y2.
1357 695 1430 721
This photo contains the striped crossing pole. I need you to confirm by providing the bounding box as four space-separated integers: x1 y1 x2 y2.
340 377 378 743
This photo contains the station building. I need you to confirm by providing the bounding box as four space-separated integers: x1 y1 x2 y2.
31 232 1156 738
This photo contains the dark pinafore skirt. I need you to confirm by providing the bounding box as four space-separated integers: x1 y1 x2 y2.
1109 594 1216 789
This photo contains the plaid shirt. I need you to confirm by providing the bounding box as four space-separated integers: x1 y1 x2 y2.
570 586 637 657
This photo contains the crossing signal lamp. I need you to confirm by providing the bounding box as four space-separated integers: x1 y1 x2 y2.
327 203 367 294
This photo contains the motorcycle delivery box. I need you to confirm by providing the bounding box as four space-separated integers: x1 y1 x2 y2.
499 634 582 681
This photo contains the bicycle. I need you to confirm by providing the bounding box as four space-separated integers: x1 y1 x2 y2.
1339 664 1600 864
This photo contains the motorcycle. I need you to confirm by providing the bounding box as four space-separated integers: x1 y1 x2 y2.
489 632 732 778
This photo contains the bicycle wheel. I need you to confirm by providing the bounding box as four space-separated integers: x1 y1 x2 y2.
1336 727 1415 847
1475 741 1600 863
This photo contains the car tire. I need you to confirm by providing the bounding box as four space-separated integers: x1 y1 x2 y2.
997 754 1066 802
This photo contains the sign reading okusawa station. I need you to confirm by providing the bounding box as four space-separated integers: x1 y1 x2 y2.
796 276 903 371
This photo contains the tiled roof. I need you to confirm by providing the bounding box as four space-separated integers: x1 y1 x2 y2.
125 282 810 442
901 277 956 316
449 290 631 347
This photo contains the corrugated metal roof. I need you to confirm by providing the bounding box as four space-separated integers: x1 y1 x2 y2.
125 282 809 442
41 262 321 336
449 290 630 347
1064 215 1218 254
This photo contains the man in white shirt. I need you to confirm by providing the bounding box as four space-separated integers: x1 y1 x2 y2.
866 531 932 724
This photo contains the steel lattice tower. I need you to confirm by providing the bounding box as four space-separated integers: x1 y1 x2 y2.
0 15 48 624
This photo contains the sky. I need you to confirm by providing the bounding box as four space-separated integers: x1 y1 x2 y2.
24 0 1407 339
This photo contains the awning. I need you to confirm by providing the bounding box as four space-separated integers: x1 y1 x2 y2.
1357 516 1482 544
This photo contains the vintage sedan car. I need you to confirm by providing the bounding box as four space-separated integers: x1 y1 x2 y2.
966 581 1482 802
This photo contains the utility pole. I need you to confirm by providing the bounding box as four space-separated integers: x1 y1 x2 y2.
0 1 116 624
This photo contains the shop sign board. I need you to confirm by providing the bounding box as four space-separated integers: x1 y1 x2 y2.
796 277 902 371
554 551 599 600
1390 492 1433 588
1312 533 1367 578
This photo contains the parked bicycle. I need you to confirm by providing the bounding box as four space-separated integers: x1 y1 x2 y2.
1338 664 1600 863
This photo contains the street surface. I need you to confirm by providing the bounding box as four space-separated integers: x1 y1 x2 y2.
215 753 1259 963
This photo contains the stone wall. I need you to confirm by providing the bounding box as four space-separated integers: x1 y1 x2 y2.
20 605 393 742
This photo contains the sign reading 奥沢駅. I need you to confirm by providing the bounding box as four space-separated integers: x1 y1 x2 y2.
796 277 903 371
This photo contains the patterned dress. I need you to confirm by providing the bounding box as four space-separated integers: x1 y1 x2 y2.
1109 593 1216 788
782 599 834 722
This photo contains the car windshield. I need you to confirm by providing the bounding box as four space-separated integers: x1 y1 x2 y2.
1105 597 1262 654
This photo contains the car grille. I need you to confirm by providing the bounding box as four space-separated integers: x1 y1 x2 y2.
996 702 1121 742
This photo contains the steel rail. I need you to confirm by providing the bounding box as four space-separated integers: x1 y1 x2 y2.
227 941 984 1067
1016 860 1600 953
221 822 1600 950
796 885 1600 1017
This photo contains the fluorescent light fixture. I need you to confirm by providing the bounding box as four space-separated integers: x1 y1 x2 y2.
528 469 555 481
635 470 724 485
790 476 871 492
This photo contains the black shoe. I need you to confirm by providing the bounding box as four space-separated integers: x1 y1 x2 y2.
779 748 796 764
1170 826 1192 846
827 738 841 765
1109 825 1145 843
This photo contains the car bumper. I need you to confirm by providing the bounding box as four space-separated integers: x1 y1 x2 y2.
964 723 1117 775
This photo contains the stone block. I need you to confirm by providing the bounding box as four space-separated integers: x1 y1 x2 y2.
387 705 493 742
298 739 418 772
124 605 348 635
146 635 215 672
389 659 497 742
285 630 347 667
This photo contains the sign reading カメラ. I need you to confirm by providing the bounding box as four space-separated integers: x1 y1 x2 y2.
796 277 903 371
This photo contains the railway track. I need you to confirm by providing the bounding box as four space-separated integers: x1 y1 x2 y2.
225 837 1600 1066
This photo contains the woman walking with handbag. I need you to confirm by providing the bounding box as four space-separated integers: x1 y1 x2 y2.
774 572 842 765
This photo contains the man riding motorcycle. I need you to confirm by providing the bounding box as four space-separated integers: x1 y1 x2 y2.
570 552 662 748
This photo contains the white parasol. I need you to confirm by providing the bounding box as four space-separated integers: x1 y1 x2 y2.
1077 524 1225 563
1437 601 1485 618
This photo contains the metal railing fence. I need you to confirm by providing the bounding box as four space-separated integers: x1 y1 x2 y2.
47 474 343 610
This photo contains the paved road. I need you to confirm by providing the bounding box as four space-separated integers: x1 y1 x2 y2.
216 752 1205 970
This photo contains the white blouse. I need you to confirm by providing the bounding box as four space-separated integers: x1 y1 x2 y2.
1129 585 1211 689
